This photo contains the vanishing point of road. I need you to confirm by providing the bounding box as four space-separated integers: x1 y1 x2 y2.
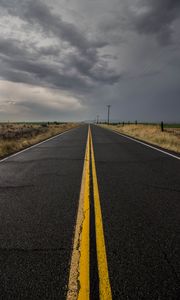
0 124 180 299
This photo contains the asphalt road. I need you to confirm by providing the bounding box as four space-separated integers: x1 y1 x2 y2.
0 124 180 299
91 125 180 299
0 125 88 299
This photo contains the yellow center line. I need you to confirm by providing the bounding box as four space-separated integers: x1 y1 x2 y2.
67 127 90 300
90 129 112 300
78 126 90 300
67 125 112 300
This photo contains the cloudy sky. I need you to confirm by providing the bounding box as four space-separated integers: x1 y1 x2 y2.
0 0 180 122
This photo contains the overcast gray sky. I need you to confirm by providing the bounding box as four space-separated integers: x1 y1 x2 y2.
0 0 180 122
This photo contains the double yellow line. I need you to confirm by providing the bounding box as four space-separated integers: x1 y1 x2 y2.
67 126 112 300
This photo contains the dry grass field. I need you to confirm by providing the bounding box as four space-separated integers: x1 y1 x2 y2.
101 124 180 153
0 123 79 158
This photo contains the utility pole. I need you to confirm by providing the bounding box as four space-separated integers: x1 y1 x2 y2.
107 105 111 124
96 115 99 124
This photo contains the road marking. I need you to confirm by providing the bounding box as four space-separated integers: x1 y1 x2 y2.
90 130 112 300
0 126 79 163
67 127 90 300
67 126 112 299
103 127 180 160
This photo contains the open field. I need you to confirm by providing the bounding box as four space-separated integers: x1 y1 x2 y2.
100 124 180 153
0 122 79 158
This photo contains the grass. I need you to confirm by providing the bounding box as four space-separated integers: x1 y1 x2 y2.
164 123 180 128
100 124 180 153
0 123 79 158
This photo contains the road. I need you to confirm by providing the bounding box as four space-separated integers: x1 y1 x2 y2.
0 124 180 299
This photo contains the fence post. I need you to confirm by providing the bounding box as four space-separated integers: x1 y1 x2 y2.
161 121 164 132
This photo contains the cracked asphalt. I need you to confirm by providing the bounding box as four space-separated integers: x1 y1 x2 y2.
0 125 88 299
91 125 180 299
0 124 180 299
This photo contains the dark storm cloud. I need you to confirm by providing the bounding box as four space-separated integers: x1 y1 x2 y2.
0 38 28 58
0 69 37 86
37 45 60 56
16 100 69 116
98 0 180 45
0 0 180 122
1 55 91 92
0 37 121 92
65 52 122 84
0 0 107 53
133 0 180 44
24 1 91 52
0 0 121 91
0 37 60 61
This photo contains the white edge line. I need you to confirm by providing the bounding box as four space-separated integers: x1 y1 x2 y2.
102 126 180 160
0 126 78 163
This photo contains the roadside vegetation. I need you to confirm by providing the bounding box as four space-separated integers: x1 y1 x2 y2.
0 122 79 158
101 123 180 153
